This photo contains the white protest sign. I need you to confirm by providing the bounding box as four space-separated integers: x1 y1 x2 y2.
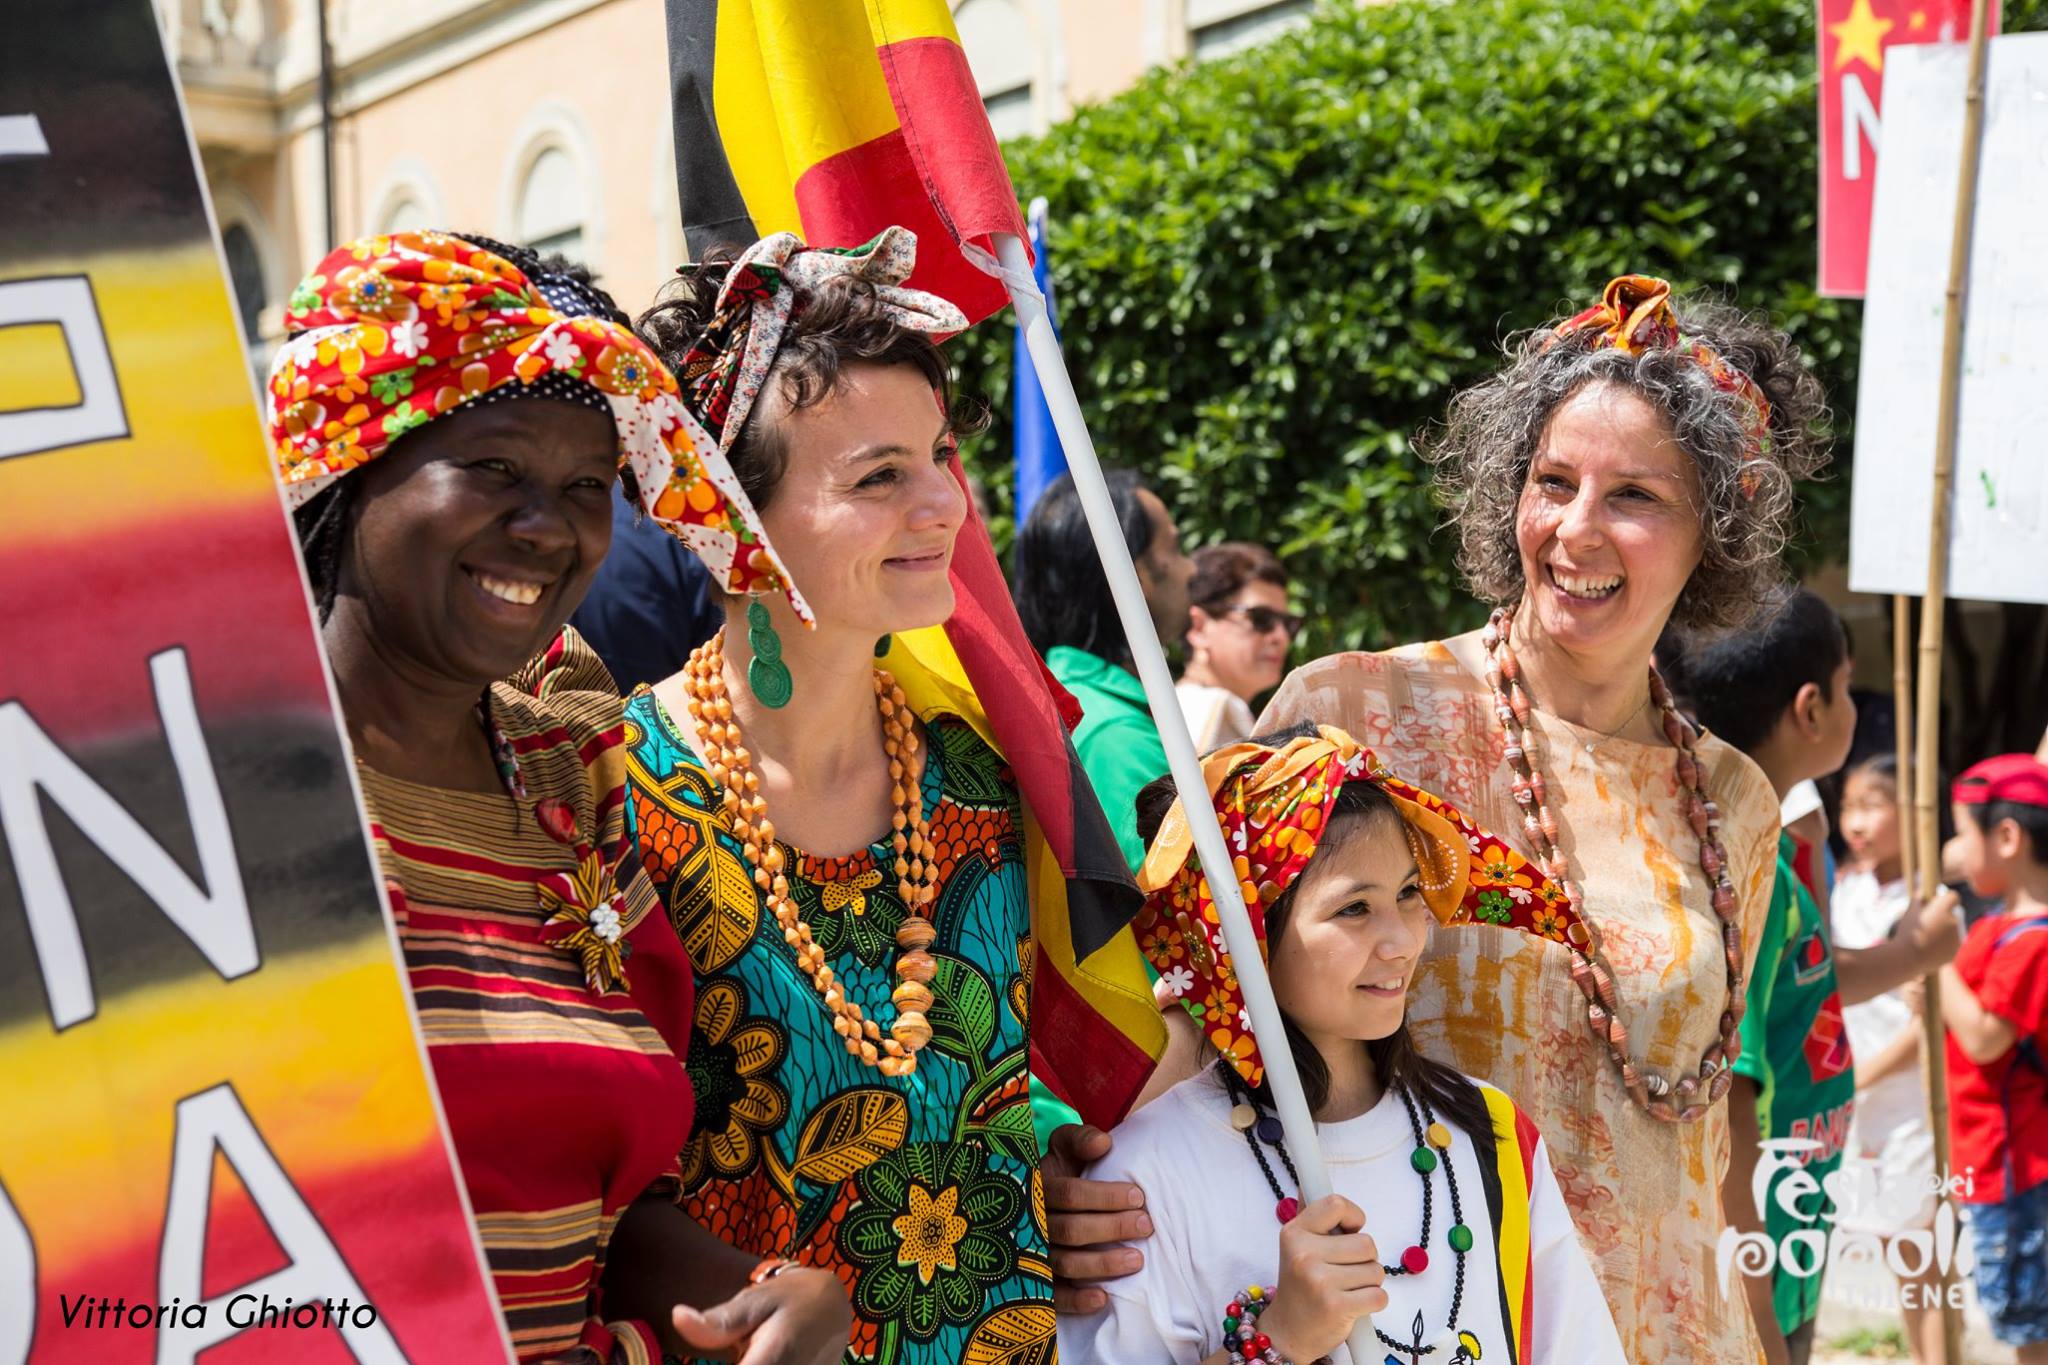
1849 32 2048 605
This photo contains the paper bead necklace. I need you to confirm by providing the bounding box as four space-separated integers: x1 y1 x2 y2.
1482 607 1743 1122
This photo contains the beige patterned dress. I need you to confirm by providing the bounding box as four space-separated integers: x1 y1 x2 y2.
1260 641 1779 1364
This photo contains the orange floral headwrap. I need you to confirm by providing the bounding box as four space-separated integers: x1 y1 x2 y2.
1135 726 1585 1087
1553 274 1775 499
265 230 805 619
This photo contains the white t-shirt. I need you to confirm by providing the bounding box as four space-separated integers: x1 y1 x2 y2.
1830 868 1923 1142
1176 680 1257 752
1056 1069 1623 1364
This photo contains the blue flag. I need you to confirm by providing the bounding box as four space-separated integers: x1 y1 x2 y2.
1013 196 1066 522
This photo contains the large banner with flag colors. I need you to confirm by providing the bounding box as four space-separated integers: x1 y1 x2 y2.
0 4 510 1360
1817 0 1997 295
665 0 1028 323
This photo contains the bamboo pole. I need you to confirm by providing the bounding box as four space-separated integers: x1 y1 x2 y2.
1912 2 1994 1358
1893 596 1917 893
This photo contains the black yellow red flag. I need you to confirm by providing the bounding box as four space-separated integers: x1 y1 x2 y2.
665 0 1026 324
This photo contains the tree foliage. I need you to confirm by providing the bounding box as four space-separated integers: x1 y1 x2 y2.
954 0 2047 653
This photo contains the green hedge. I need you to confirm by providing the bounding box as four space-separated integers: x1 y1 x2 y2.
955 0 2046 653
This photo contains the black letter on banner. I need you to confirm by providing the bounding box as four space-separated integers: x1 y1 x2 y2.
155 1084 404 1363
0 647 259 1030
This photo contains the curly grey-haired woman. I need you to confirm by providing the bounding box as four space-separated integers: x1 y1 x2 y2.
1260 275 1827 1362
1047 277 1827 1365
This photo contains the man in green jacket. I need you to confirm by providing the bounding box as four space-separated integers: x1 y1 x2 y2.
1013 469 1194 871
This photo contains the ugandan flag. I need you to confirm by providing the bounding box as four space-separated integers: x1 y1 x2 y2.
665 0 1025 323
879 460 1167 1131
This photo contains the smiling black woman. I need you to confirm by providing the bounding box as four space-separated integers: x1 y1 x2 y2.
269 230 848 1365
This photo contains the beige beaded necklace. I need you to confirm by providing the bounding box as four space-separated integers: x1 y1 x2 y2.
1483 607 1744 1123
681 628 941 1078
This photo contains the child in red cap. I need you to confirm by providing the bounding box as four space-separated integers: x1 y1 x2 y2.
1943 753 2048 1360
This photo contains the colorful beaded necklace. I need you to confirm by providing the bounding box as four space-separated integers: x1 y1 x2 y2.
1482 606 1742 1122
679 627 941 1078
1219 1065 1470 1359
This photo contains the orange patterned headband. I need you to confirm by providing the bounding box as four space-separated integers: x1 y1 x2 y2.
1553 275 1775 499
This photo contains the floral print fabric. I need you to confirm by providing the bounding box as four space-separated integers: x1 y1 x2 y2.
265 230 802 614
1259 642 1780 1365
672 227 967 453
623 691 1052 1365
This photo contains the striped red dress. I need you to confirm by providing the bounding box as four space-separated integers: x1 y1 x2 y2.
358 634 695 1364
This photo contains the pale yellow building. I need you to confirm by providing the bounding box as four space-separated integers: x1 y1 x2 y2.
163 0 1315 361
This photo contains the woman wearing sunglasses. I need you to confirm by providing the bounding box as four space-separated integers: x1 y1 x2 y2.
1175 542 1298 749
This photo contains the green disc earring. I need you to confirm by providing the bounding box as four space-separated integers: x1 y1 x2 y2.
874 634 893 659
746 598 793 709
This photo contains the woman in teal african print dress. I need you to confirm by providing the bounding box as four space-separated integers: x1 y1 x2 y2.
625 694 1051 1365
620 226 1064 1365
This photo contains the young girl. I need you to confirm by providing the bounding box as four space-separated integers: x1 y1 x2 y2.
1831 755 1944 1362
1056 724 1621 1364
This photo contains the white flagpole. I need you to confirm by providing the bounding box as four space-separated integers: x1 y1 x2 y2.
993 231 1374 1365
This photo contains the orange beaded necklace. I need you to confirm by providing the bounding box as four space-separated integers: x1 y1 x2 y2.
681 627 941 1078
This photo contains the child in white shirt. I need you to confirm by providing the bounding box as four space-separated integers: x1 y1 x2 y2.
1057 723 1621 1364
1831 754 1945 1362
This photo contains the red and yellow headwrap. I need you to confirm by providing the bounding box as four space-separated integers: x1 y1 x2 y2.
1553 274 1776 499
265 230 805 619
1134 725 1584 1087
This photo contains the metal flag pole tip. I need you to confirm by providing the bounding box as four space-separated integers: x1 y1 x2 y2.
991 231 1375 1365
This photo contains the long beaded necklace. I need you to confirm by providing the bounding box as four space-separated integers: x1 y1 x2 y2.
680 627 941 1078
1483 606 1742 1122
1219 1066 1470 1359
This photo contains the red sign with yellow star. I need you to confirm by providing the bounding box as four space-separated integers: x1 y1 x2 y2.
1819 0 1998 295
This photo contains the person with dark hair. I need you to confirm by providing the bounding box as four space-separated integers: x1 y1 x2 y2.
1831 752 1947 1363
1051 275 1832 1363
1660 588 1957 1364
1057 724 1622 1363
269 230 848 1363
1941 755 2048 1363
1012 469 1193 869
621 228 1065 1365
1176 542 1296 749
570 487 724 688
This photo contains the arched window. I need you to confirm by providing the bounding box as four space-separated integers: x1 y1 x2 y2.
1187 0 1311 58
221 222 265 346
955 0 1035 140
518 145 586 261
367 158 448 240
378 195 431 235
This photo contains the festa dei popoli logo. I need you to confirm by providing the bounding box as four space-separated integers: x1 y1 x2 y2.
1717 1137 1979 1307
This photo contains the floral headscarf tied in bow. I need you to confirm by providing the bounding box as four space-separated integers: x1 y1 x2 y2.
265 230 803 616
672 227 967 449
1134 725 1585 1088
1552 274 1776 499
